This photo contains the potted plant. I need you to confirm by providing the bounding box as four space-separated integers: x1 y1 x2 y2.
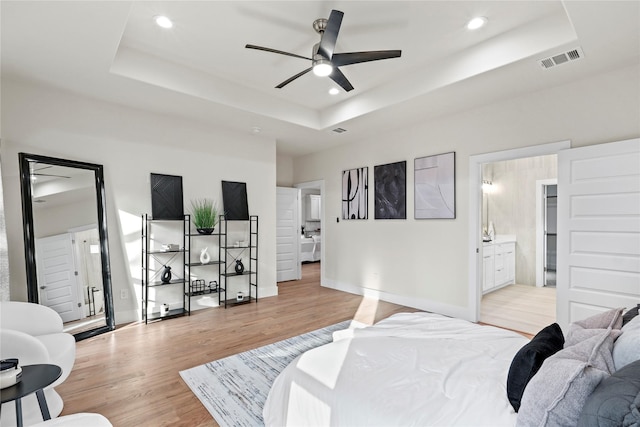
190 198 219 234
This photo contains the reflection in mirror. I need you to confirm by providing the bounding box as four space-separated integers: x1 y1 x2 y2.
19 153 115 340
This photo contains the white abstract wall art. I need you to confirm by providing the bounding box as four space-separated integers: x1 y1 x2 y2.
414 152 456 219
342 167 368 219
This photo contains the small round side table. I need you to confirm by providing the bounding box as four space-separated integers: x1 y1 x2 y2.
1 364 62 427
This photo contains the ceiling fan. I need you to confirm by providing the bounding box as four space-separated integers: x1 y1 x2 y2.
246 9 402 92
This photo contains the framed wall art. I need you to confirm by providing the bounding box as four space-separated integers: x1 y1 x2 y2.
342 167 368 219
374 161 406 219
150 173 184 220
414 152 455 219
221 180 249 220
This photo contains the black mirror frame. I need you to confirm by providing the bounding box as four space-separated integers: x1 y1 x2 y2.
19 153 115 340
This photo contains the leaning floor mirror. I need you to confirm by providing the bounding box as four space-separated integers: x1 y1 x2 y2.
19 153 115 340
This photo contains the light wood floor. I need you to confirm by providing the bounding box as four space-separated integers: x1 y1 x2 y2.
57 263 416 427
480 284 556 337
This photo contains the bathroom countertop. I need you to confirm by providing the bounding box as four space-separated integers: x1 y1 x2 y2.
483 234 516 245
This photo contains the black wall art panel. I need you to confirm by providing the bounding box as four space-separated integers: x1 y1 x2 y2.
221 181 249 220
150 173 184 220
374 161 406 219
342 167 368 219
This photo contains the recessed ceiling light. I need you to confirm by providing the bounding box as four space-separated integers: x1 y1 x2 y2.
251 126 262 134
466 16 487 30
329 88 339 95
154 15 173 29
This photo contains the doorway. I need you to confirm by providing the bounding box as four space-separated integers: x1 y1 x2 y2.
295 180 324 285
468 141 570 330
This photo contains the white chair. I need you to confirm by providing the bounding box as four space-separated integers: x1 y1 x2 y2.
30 413 112 427
0 302 76 426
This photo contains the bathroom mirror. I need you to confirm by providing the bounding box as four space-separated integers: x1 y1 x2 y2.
19 153 115 340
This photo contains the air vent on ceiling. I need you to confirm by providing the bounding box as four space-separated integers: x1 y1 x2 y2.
539 47 584 69
332 127 347 134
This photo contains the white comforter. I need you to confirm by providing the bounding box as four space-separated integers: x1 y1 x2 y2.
263 312 528 426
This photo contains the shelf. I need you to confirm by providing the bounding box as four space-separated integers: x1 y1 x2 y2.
189 232 221 237
146 308 188 321
142 213 191 324
187 288 219 297
187 261 223 267
148 278 186 287
221 271 254 277
222 246 254 250
222 297 254 307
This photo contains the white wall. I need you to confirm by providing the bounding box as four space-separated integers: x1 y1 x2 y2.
293 64 640 320
1 78 278 323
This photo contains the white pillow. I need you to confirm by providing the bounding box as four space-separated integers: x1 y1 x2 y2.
613 314 640 371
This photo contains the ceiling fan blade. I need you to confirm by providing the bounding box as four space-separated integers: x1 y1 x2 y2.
317 9 343 60
276 67 313 89
245 44 312 61
331 50 402 67
329 67 354 92
34 173 71 178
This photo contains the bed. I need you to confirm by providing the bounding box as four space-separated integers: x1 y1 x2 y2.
263 310 640 427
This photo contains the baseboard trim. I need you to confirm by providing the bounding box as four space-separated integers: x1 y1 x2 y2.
323 278 472 321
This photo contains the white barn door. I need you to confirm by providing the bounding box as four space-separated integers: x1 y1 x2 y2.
276 187 301 282
557 138 640 329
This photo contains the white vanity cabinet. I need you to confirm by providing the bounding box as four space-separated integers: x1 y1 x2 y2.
306 195 321 221
482 237 516 294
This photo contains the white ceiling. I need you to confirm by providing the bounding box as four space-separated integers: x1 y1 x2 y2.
2 1 639 157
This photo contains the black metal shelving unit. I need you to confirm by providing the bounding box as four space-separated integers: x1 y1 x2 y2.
218 215 259 308
141 214 190 323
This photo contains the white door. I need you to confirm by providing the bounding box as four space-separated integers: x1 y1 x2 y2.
557 138 640 329
276 187 301 282
36 233 82 322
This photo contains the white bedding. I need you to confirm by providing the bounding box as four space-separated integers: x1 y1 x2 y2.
263 312 529 426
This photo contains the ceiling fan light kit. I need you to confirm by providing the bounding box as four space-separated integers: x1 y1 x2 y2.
246 9 402 92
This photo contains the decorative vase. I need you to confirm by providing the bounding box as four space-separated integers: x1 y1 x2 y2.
235 259 244 275
196 228 215 235
161 265 172 283
237 292 244 302
200 247 211 264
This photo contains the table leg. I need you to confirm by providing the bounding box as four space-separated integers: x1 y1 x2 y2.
15 398 23 427
35 389 51 420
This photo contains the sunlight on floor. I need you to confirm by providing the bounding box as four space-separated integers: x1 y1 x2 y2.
353 296 380 326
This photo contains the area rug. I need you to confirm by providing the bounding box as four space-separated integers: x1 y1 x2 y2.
180 320 352 427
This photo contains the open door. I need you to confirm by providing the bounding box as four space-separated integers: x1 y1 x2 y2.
276 187 301 282
557 138 640 329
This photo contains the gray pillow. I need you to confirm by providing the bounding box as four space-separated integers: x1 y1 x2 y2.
574 307 624 329
516 328 620 427
622 304 640 327
565 308 624 348
613 315 640 371
577 359 640 427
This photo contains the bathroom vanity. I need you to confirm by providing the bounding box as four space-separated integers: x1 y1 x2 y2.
482 235 516 294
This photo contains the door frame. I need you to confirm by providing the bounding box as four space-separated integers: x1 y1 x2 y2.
467 140 570 322
295 180 325 284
